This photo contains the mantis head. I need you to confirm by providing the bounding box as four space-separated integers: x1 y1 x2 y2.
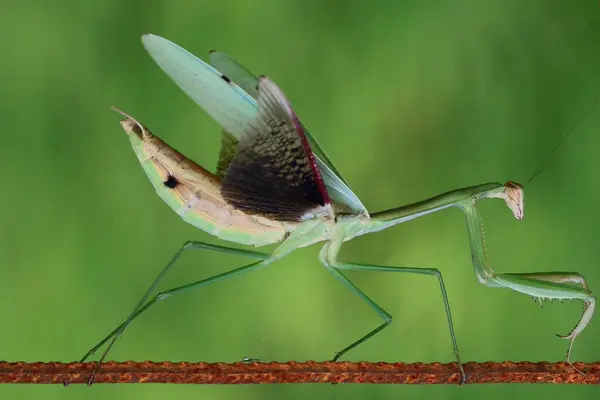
488 181 524 220
504 181 524 220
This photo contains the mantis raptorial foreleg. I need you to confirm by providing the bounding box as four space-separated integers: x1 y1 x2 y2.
460 201 595 364
364 181 595 369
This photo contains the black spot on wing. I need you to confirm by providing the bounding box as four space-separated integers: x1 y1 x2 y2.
220 74 231 83
221 76 330 222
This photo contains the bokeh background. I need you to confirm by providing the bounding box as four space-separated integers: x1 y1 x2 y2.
2 0 600 398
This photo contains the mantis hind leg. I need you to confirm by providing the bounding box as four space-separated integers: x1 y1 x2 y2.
321 245 466 384
81 240 274 384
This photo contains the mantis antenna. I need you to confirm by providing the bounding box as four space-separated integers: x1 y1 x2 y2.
527 98 599 184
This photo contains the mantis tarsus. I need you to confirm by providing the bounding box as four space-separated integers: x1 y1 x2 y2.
81 34 596 385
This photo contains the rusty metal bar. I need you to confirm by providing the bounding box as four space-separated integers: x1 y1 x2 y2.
1 361 599 385
0 361 600 385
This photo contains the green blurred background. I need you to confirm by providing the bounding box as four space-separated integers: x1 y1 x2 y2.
1 0 600 398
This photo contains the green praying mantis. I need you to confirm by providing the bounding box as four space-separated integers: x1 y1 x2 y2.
80 34 595 385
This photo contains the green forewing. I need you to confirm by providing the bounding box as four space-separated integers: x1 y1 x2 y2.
141 34 367 215
209 51 259 99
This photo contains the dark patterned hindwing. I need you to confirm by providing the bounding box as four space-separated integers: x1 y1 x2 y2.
221 76 330 221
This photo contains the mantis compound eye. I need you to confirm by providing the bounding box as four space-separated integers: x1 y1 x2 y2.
503 181 524 220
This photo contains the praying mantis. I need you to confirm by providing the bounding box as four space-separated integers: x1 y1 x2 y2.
81 33 595 385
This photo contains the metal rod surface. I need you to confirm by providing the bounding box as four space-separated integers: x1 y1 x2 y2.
1 361 599 385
